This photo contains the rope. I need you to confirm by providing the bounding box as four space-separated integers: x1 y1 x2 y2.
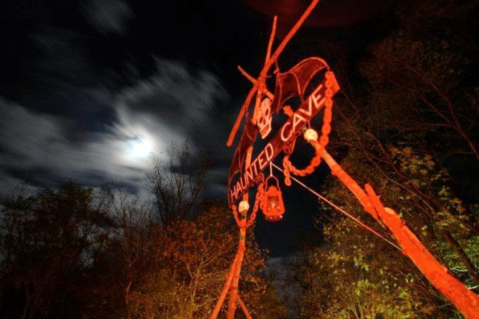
271 162 402 251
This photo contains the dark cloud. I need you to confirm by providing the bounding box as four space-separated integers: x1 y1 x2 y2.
242 0 396 29
117 59 229 137
83 0 134 35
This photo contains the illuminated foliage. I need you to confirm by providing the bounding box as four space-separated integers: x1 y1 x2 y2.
297 209 434 319
117 201 267 319
294 1 478 317
0 187 269 319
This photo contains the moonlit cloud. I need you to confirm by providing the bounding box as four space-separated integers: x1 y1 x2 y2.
116 58 228 136
0 59 230 201
0 97 143 197
112 59 232 197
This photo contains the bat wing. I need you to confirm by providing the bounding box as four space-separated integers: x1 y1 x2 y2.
270 57 329 113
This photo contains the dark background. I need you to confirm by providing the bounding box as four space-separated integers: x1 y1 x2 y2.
0 0 399 257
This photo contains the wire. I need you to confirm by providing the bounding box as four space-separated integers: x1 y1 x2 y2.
271 163 402 251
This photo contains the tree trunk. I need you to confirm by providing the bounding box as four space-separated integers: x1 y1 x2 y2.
442 229 479 286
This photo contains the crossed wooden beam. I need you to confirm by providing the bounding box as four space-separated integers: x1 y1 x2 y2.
212 0 479 318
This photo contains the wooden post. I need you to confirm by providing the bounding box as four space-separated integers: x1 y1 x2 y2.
227 0 320 147
366 185 479 319
210 253 240 319
227 223 247 319
237 294 253 319
316 143 479 319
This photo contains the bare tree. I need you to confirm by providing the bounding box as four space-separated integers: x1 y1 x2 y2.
0 183 114 319
148 140 209 226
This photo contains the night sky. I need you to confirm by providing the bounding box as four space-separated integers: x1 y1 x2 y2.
0 0 397 257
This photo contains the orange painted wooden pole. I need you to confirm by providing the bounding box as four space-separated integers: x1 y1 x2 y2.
210 253 240 319
365 185 479 319
227 223 247 319
237 294 252 319
314 142 479 319
265 16 277 63
226 0 320 147
237 66 274 100
316 146 379 220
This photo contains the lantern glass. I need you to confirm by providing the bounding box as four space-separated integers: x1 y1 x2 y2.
266 196 280 213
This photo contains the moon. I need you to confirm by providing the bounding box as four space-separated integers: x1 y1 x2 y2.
128 137 154 159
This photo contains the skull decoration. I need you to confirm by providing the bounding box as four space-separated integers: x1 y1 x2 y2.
238 200 250 213
257 97 273 139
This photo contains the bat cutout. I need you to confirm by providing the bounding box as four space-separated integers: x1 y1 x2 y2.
228 57 330 192
270 57 329 113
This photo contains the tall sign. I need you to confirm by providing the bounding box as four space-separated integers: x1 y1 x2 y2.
227 57 339 206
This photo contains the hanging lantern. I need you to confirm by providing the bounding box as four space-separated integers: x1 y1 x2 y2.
261 176 285 222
